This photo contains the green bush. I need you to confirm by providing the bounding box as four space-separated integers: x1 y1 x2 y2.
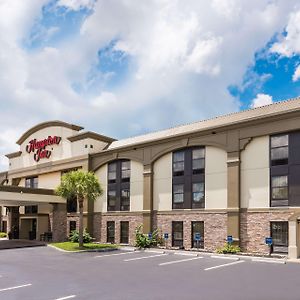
134 225 162 249
216 243 241 254
0 232 7 238
69 229 92 243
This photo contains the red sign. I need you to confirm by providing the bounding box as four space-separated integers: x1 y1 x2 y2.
26 136 62 162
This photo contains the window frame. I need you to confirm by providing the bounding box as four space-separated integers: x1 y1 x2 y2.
120 221 129 244
270 134 289 166
270 175 288 207
107 221 115 244
191 221 204 249
270 221 288 254
172 221 184 248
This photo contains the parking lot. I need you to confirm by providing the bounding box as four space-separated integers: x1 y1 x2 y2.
0 246 300 300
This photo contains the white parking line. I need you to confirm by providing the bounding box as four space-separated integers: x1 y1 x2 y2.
252 258 286 264
159 256 203 266
174 252 199 257
124 254 168 262
210 255 240 261
0 283 32 292
54 295 76 300
95 252 136 258
204 260 245 271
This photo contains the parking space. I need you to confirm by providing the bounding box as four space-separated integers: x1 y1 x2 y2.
0 247 299 299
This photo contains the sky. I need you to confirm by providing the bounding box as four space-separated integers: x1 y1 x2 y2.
1 0 300 170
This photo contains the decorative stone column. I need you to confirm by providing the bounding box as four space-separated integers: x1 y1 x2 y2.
143 164 152 234
7 206 20 239
288 213 300 259
52 203 67 242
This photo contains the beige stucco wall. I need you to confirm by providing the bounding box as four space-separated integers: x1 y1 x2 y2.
38 172 61 189
153 153 172 211
153 147 227 211
241 136 270 208
130 161 144 212
94 164 107 213
205 146 227 209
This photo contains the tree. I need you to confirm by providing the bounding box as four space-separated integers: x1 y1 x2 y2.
56 170 103 248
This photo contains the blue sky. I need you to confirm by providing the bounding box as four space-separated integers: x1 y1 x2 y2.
1 0 300 169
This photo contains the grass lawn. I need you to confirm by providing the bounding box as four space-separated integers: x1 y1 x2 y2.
50 242 118 252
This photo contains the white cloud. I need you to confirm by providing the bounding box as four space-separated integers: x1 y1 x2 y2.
57 0 95 11
251 93 273 108
293 65 300 82
0 0 299 171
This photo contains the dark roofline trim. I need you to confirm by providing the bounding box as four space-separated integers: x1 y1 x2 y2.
17 121 84 145
5 151 22 159
68 131 116 143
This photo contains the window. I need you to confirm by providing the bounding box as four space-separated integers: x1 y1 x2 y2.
25 205 38 214
271 175 288 207
271 222 288 254
69 221 76 232
120 221 129 244
192 148 205 174
271 135 288 166
108 163 117 184
107 221 115 243
172 221 183 248
107 190 117 211
173 184 184 204
121 189 130 211
25 177 38 188
192 221 204 249
107 160 130 211
173 151 185 176
121 161 130 182
172 147 205 209
67 194 77 213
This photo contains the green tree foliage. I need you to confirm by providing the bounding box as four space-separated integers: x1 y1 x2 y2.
56 170 103 248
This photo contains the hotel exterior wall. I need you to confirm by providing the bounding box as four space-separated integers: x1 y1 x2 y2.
94 164 107 213
153 146 227 211
240 210 293 254
241 136 270 209
155 211 227 251
205 146 227 209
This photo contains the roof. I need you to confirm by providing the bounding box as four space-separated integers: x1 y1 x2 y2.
17 121 84 145
67 131 116 143
108 97 300 150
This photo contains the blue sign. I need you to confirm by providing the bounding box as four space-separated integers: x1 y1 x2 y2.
164 233 169 240
227 235 233 243
265 237 273 245
195 233 201 241
148 232 152 239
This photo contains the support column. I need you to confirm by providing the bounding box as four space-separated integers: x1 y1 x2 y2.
227 152 240 243
143 164 153 234
0 207 2 232
288 219 299 259
52 203 67 242
7 206 19 239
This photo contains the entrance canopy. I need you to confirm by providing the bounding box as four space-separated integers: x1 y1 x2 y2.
0 186 65 206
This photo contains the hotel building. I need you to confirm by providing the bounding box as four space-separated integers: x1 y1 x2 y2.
1 99 300 258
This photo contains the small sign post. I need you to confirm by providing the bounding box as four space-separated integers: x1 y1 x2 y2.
227 235 233 245
164 233 169 249
265 237 273 256
195 233 201 250
148 232 152 240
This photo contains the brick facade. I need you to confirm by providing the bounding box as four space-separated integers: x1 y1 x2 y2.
154 211 227 251
100 213 143 245
240 210 294 254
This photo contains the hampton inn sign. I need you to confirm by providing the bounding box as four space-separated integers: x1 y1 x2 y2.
26 136 62 162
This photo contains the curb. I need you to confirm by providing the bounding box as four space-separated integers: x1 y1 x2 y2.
47 244 119 253
211 255 240 261
251 258 286 264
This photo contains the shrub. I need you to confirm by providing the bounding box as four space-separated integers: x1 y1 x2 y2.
134 225 162 249
216 243 241 254
69 229 92 244
0 232 7 238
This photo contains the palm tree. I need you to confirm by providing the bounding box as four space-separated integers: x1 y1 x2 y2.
56 170 103 248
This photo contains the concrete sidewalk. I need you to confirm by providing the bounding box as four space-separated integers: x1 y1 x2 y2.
0 239 46 250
